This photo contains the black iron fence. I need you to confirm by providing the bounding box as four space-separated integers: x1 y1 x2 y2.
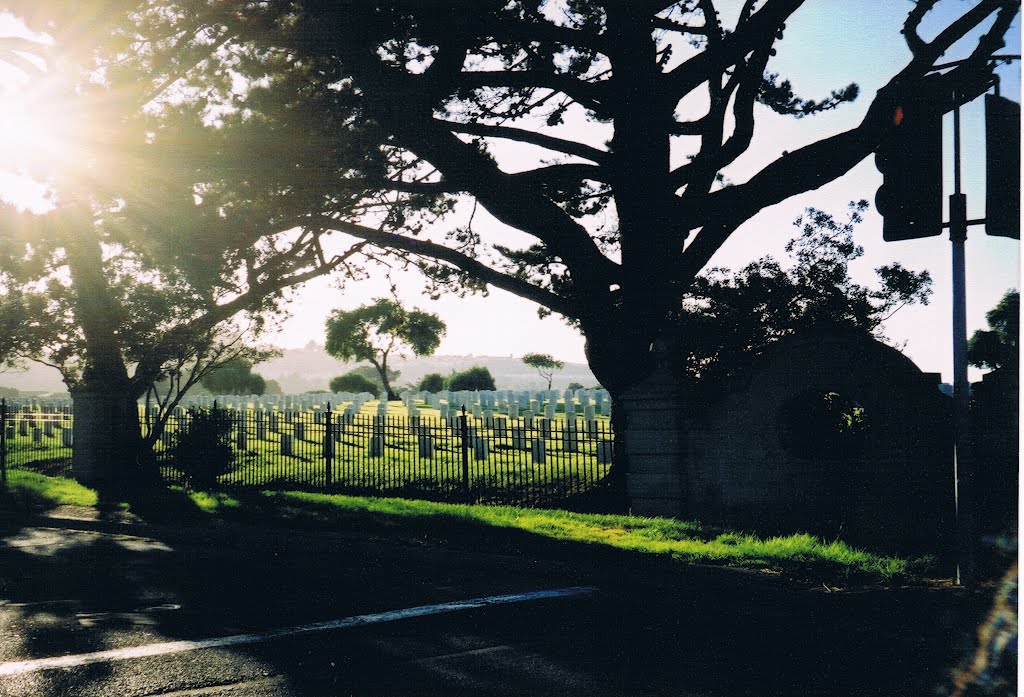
0 399 74 482
1 400 615 507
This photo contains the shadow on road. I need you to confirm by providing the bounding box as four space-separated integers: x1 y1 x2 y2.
0 499 1007 697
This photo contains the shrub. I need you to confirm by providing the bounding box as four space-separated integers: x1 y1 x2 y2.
171 408 234 489
446 366 496 391
201 358 267 395
329 372 379 393
417 373 445 392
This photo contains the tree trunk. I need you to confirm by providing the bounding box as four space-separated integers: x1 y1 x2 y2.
62 212 154 499
69 383 149 500
379 364 398 401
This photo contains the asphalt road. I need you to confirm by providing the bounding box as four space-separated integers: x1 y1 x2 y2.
0 512 994 696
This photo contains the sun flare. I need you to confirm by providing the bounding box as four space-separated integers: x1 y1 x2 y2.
0 87 81 178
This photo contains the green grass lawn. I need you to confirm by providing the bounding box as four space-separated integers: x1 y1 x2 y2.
2 467 933 584
2 468 99 508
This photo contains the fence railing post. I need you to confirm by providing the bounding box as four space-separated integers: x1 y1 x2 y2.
459 405 470 496
324 403 333 489
0 398 7 490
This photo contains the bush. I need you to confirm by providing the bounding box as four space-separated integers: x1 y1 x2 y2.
417 373 445 392
446 366 496 391
171 408 234 490
329 372 379 393
201 358 266 395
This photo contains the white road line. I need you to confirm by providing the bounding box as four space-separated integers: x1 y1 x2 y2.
0 586 598 677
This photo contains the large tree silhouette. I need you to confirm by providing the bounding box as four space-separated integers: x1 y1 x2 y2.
0 3 375 495
3 2 1015 508
228 1 1015 511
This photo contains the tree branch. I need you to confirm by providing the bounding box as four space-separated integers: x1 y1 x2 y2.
666 0 804 98
391 118 620 291
510 162 609 187
452 70 607 111
324 218 580 318
652 17 709 36
435 118 610 163
131 242 367 389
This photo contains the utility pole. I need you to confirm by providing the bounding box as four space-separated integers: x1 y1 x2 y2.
949 101 975 585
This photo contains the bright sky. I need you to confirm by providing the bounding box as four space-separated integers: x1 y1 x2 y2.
0 3 1019 383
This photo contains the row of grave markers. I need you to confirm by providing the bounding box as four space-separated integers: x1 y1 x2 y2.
0 402 74 449
1 386 614 457
3 387 612 417
1 397 614 501
168 387 613 419
152 408 613 465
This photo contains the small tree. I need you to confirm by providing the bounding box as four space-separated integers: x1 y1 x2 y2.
170 408 234 491
968 290 1019 372
345 365 401 393
329 372 380 394
418 373 445 393
447 366 496 392
325 299 446 400
522 353 565 391
201 358 267 396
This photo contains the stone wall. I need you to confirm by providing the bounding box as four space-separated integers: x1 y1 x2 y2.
686 331 953 553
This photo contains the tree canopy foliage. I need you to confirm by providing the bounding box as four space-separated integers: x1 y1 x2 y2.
214 0 1017 399
968 289 1019 371
0 2 376 481
329 371 380 394
201 358 268 396
678 202 933 399
0 1 1015 497
418 373 446 393
325 299 446 399
447 366 497 392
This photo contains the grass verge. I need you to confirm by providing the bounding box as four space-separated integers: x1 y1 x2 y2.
3 468 933 584
2 469 99 509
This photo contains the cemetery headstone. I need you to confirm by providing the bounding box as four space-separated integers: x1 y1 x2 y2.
531 439 546 464
368 434 385 457
472 436 489 461
562 424 579 453
418 434 434 459
511 426 528 450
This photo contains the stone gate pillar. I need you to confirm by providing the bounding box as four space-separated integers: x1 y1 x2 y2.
619 364 688 518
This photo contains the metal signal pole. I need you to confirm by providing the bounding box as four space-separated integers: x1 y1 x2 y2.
949 101 975 586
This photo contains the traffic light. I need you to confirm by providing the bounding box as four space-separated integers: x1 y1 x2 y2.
984 94 1020 240
874 102 944 241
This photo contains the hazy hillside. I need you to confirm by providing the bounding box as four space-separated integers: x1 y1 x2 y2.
0 343 600 395
257 342 599 393
0 363 67 395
